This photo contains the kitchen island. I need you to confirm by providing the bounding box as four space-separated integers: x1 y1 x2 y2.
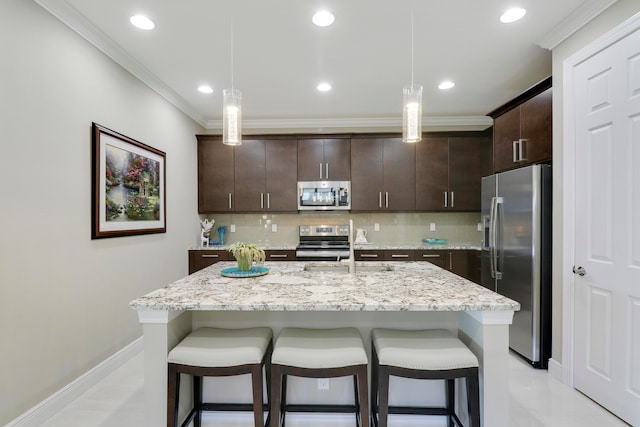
130 261 519 426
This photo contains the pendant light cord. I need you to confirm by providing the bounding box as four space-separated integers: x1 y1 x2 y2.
410 8 414 87
230 20 234 91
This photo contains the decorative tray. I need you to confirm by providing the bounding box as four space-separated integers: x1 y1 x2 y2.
423 238 448 245
220 266 269 278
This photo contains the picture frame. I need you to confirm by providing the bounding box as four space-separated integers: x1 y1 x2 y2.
91 122 166 239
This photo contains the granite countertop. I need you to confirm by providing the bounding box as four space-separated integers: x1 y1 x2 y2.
129 261 518 313
190 243 481 251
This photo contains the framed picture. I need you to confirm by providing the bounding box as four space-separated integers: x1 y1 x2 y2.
91 122 166 239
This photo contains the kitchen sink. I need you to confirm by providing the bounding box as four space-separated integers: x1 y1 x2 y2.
303 263 394 273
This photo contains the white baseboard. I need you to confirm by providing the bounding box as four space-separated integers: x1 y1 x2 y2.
6 337 143 427
202 412 447 426
547 357 563 381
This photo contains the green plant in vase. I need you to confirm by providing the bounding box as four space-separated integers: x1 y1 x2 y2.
228 242 266 271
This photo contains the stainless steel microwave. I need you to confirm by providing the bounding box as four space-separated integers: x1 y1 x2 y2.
297 181 351 211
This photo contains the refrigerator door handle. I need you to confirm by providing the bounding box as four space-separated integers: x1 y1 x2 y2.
490 196 504 280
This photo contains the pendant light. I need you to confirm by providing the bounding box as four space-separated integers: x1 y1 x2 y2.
223 21 242 146
402 9 422 143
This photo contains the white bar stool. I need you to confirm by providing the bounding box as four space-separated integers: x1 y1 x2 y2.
167 327 273 427
270 327 370 427
371 328 480 427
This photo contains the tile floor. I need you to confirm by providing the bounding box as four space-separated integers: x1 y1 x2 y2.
39 352 629 427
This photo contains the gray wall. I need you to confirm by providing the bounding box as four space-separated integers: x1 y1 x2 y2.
550 0 640 364
0 1 202 423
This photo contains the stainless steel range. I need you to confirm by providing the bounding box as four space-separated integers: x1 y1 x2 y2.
295 224 350 261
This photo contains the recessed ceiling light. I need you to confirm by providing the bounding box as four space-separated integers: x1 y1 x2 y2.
316 82 332 92
312 10 335 27
500 7 526 23
130 14 155 30
198 85 213 94
438 81 455 90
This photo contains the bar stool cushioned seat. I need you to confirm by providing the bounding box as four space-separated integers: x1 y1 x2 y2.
270 327 369 427
371 328 480 427
167 327 273 427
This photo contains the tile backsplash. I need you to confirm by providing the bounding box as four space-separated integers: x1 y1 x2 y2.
198 212 482 247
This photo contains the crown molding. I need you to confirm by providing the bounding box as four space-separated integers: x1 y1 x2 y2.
538 0 619 50
204 116 493 133
34 0 208 127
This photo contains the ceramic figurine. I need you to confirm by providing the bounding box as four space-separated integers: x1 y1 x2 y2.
200 218 215 247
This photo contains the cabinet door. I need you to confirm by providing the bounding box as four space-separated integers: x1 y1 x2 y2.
416 137 449 210
189 250 229 274
297 139 325 180
354 249 384 261
450 250 471 279
493 107 521 172
519 88 552 166
382 138 416 211
322 138 351 180
265 139 298 211
234 139 266 212
197 137 235 213
415 250 449 269
384 250 415 261
448 136 489 211
265 250 296 261
351 139 384 211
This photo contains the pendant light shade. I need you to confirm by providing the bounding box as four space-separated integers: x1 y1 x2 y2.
223 88 242 145
402 84 422 143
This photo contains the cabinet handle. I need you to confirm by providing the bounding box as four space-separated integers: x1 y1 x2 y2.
326 163 329 180
444 191 448 208
519 138 527 161
319 163 323 179
385 192 389 208
391 254 409 258
513 140 519 162
269 254 288 258
379 192 382 208
422 254 441 258
449 252 453 270
361 254 379 258
228 193 232 210
261 193 264 209
450 192 454 208
201 254 220 258
267 193 270 209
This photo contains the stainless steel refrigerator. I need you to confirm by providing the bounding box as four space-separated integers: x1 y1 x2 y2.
481 164 552 369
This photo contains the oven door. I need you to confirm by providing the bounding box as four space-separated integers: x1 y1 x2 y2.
297 181 350 210
295 249 350 261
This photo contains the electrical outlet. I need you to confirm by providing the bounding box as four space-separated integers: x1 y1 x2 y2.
317 378 329 390
374 223 380 231
477 223 482 231
271 224 277 232
230 224 236 232
430 223 436 232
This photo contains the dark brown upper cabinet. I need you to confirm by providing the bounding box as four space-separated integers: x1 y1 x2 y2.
197 135 235 213
297 138 351 181
416 134 491 211
234 138 298 212
351 137 415 211
491 79 552 173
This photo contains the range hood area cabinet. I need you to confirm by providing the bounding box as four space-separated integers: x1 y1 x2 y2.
490 78 552 173
297 137 351 181
197 135 298 213
350 137 416 211
416 135 493 211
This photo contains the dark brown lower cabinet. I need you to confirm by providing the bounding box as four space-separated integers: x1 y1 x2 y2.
265 250 296 261
354 250 384 261
414 249 480 284
189 250 229 274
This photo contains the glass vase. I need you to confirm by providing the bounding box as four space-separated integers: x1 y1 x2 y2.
236 254 252 271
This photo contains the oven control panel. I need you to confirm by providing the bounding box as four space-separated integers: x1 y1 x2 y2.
299 224 349 237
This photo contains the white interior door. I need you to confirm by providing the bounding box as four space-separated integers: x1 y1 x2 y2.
572 27 640 426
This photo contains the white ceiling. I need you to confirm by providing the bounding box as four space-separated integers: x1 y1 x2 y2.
35 0 616 133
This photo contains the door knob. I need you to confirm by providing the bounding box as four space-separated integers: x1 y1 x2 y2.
572 266 587 276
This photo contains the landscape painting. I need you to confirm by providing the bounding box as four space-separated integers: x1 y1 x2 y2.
91 123 166 239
